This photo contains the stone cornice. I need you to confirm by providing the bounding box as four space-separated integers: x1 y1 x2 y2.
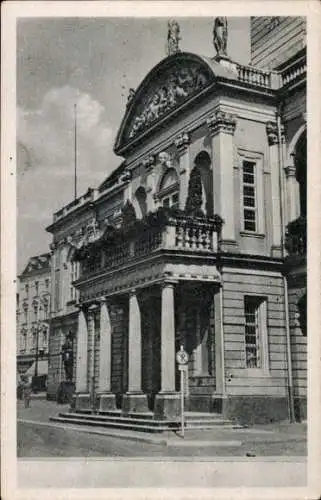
207 110 237 136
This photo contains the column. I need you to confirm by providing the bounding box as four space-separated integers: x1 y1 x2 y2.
174 132 190 209
266 121 282 256
154 281 180 420
207 110 237 251
122 289 148 413
72 306 91 410
96 298 116 410
87 304 97 407
213 288 225 397
284 163 300 224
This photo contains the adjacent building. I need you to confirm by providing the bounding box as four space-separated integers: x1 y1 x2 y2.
16 254 51 379
45 17 307 423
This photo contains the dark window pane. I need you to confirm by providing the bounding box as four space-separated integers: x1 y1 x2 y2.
244 210 256 220
243 174 255 184
243 186 255 196
244 220 256 231
244 196 255 207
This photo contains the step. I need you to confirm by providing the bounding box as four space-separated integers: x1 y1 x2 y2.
62 411 232 427
50 416 173 433
59 412 178 428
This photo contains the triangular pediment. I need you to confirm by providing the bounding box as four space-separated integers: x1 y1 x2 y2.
114 52 223 155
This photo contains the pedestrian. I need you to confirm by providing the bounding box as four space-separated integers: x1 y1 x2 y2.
22 375 32 409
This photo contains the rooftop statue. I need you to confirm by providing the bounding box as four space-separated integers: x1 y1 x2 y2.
213 17 228 57
167 19 181 56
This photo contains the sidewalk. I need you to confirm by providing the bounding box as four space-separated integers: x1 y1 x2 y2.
17 398 307 455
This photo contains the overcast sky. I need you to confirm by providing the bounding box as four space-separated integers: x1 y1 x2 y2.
17 16 250 272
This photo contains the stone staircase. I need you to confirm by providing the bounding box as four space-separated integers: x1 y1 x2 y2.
50 409 233 433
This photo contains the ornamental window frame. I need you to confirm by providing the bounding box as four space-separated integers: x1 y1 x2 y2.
238 149 265 236
157 167 180 209
243 295 269 375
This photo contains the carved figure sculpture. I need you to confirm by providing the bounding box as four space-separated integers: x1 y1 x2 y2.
167 19 181 56
213 17 228 56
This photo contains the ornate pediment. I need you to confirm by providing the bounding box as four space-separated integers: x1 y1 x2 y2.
114 53 216 154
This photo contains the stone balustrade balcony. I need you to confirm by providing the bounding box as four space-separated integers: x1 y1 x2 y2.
79 212 223 279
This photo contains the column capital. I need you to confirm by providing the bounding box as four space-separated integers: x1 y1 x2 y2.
142 155 156 170
161 279 178 289
266 121 285 146
284 165 297 178
207 110 237 136
174 131 190 153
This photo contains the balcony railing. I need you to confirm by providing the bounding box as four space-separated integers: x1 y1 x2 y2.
237 64 272 89
280 56 307 87
80 214 221 278
285 215 306 257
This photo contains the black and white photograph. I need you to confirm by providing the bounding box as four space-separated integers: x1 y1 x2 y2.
2 2 321 497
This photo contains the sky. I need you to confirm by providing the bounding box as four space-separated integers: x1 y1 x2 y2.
17 16 250 273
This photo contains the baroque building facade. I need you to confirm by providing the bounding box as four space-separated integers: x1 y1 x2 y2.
46 17 307 423
16 254 51 376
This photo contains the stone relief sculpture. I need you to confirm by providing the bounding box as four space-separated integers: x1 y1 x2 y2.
167 19 181 56
213 17 228 57
127 63 209 139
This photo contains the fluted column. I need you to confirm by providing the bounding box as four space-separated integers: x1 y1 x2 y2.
87 304 97 398
266 121 283 256
122 289 148 413
207 110 237 250
175 132 191 209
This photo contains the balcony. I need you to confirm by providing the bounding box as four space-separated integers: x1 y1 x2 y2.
78 210 223 279
285 215 306 257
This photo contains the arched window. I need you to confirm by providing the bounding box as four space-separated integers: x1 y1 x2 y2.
158 168 179 208
135 186 147 218
194 151 213 216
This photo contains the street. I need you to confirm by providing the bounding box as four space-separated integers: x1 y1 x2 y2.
18 420 307 458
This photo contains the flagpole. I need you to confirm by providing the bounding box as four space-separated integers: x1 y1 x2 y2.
74 103 77 200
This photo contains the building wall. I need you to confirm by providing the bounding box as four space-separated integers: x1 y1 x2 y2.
222 267 290 423
251 17 306 69
17 262 51 373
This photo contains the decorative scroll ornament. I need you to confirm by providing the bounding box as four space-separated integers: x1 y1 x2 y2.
175 132 190 152
213 17 228 57
127 63 210 140
167 19 181 56
266 121 285 146
207 110 237 135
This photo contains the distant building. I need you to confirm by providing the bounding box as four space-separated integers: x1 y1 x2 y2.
46 17 306 423
16 254 51 377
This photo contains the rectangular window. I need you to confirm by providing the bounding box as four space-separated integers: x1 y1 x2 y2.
25 284 29 296
45 279 49 289
69 261 79 301
242 161 257 232
244 296 268 371
35 281 39 295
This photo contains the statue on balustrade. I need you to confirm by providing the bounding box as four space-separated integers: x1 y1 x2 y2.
213 17 228 57
167 19 181 56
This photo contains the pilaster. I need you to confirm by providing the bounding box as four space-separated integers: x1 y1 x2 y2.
284 163 300 224
207 110 238 251
174 131 191 210
142 155 156 212
266 121 283 256
87 304 98 405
